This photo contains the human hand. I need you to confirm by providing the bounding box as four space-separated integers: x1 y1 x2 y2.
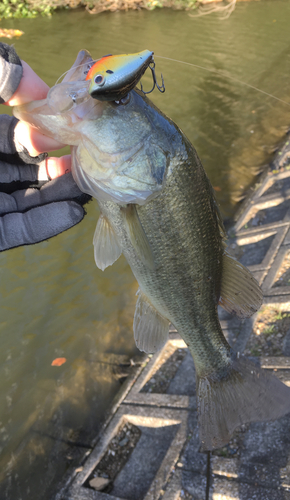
0 43 90 251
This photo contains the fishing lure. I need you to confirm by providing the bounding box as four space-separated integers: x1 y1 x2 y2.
86 50 165 101
46 50 165 114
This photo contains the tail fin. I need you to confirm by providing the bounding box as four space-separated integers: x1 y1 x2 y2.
197 355 290 451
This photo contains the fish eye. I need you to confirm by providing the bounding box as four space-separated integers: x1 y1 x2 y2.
94 74 105 86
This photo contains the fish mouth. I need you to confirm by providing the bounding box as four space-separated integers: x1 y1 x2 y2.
90 51 154 102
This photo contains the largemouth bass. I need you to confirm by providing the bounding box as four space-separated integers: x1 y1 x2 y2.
14 50 290 451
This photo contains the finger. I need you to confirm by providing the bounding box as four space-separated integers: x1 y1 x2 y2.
8 174 83 212
47 155 71 179
5 61 49 106
15 120 66 156
0 201 85 251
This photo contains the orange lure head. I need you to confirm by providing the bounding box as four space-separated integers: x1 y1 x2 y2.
85 50 154 101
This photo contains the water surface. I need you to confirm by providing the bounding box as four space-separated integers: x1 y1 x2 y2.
0 2 290 498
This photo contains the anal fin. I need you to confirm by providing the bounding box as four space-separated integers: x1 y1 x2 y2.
93 214 122 271
133 289 169 353
219 251 263 318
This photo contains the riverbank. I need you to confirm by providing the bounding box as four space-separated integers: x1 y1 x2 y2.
55 136 290 499
0 0 239 21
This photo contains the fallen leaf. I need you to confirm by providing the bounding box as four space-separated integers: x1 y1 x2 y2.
89 477 110 491
51 357 67 366
0 29 24 39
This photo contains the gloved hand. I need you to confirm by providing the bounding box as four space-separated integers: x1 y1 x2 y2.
0 42 91 251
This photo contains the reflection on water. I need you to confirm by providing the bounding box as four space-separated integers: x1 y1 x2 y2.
0 200 139 498
0 2 290 498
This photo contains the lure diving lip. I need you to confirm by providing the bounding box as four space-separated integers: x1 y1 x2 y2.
85 50 154 101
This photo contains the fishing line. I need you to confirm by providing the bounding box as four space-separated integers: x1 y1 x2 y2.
54 58 101 85
155 55 290 108
54 53 290 109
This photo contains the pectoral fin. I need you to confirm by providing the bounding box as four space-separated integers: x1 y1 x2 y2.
93 214 122 271
122 205 155 270
133 289 169 353
219 251 263 318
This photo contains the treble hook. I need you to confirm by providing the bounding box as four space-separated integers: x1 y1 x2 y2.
140 61 165 95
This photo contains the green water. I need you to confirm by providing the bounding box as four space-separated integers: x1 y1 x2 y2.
0 2 290 498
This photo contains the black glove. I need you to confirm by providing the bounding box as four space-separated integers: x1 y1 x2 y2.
0 43 91 251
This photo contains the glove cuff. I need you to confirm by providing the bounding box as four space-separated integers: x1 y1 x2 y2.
0 43 23 104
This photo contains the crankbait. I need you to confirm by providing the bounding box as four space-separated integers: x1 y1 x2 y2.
86 50 165 101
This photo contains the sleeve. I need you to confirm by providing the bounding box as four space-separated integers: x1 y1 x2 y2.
0 42 23 104
0 114 18 154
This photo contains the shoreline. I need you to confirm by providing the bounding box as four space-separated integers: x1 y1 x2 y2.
0 0 263 21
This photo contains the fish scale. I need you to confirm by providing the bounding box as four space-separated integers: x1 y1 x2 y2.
98 134 233 379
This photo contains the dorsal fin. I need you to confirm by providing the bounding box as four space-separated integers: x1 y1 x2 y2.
206 179 262 318
208 181 227 247
219 252 263 318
